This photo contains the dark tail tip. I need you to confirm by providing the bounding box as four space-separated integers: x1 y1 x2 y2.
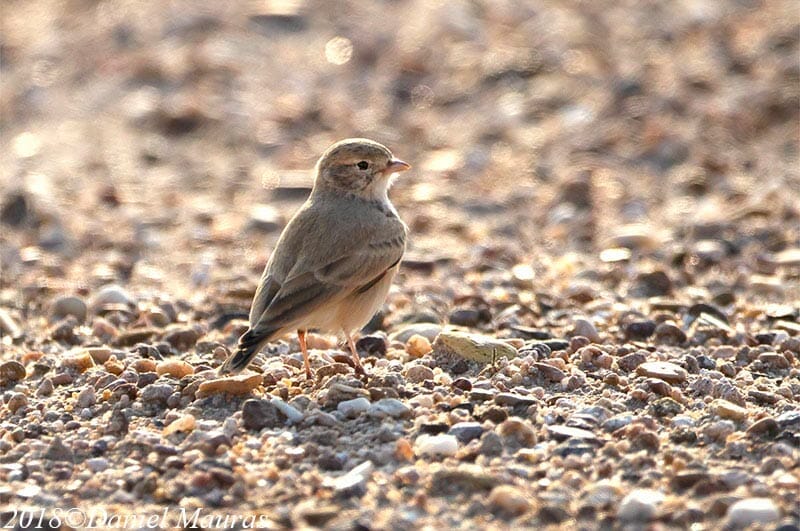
218 329 267 375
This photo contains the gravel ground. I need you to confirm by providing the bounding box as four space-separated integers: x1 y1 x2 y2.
1 0 799 529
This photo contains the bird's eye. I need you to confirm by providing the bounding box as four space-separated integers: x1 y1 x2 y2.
356 161 369 170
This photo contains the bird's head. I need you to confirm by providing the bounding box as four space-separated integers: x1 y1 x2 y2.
314 138 410 200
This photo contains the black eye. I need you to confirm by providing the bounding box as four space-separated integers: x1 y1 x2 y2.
356 161 369 170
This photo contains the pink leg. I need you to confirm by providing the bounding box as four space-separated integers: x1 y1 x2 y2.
345 332 367 376
297 329 313 379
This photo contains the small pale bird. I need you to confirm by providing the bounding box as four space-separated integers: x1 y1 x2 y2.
219 138 410 377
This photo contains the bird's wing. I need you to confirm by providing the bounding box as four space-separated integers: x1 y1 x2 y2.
248 273 280 326
249 224 405 335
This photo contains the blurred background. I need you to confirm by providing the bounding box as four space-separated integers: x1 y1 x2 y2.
1 0 798 301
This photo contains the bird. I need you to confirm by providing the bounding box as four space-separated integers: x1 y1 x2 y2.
218 138 410 378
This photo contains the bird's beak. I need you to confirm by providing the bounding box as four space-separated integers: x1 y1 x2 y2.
385 159 411 174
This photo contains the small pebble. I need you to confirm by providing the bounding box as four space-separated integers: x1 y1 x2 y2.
487 485 531 516
369 398 411 418
448 422 484 443
617 489 664 522
636 362 687 383
156 360 195 378
241 400 285 430
0 360 26 386
405 364 435 383
196 373 262 397
415 434 459 457
572 318 601 343
337 397 371 417
270 397 305 424
51 295 88 323
406 335 433 358
86 457 110 473
713 399 747 422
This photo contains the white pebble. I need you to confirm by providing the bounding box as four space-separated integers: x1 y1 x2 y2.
617 489 664 522
86 457 109 473
726 498 780 527
414 434 458 457
223 417 238 439
368 398 411 419
270 397 305 424
337 397 371 417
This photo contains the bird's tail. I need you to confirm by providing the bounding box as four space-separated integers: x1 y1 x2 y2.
218 328 274 375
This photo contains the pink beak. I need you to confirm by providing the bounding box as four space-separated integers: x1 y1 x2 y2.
385 159 411 174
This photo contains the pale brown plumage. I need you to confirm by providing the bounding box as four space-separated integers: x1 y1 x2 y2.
219 138 410 377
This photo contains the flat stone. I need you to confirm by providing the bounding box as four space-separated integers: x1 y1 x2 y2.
163 414 196 435
429 465 499 495
156 360 195 378
196 373 262 398
113 328 159 347
494 392 537 407
711 346 736 359
448 422 485 443
713 399 747 422
636 361 687 383
602 414 634 432
748 390 781 405
776 410 800 428
542 339 570 352
533 362 567 382
546 424 600 443
758 352 790 370
767 248 800 267
469 389 495 401
671 471 712 490
324 461 374 497
434 331 518 363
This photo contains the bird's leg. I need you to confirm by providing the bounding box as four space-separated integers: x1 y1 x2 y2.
345 332 367 376
297 329 313 379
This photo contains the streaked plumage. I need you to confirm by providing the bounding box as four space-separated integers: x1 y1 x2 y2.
219 139 410 377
